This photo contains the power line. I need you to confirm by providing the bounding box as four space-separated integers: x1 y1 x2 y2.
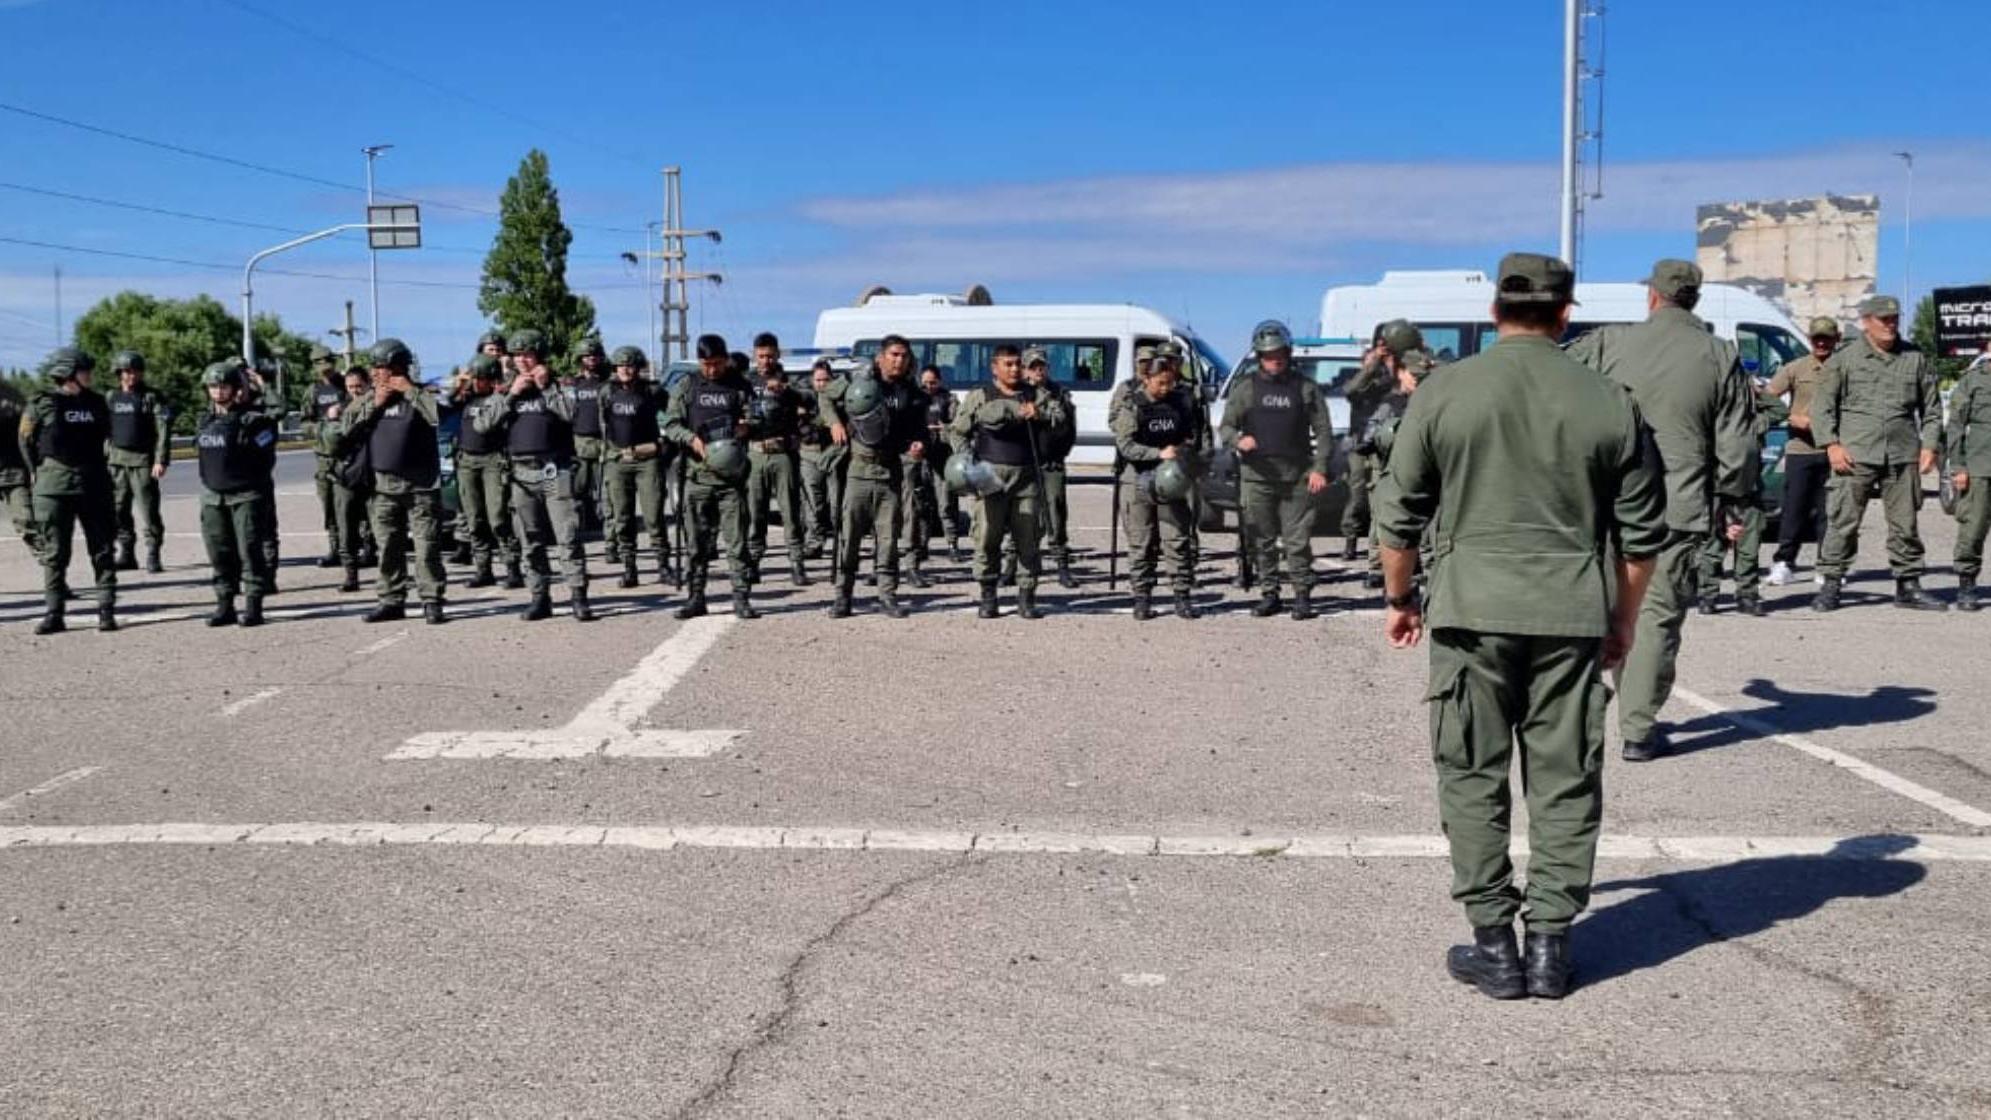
0 99 643 235
0 180 309 235
0 234 484 290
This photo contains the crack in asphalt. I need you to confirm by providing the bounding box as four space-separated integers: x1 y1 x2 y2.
669 852 981 1120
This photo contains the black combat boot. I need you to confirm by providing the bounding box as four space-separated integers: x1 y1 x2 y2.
114 541 138 571
521 591 553 622
745 557 762 585
1056 558 1078 589
618 558 639 589
1446 924 1527 1000
876 588 909 619
730 589 759 620
1132 593 1155 621
947 537 962 564
1341 536 1360 562
1001 555 1018 587
1736 594 1766 617
207 592 238 628
661 553 682 588
502 563 525 590
1174 591 1200 620
34 593 64 636
357 541 378 568
1523 931 1573 999
466 560 496 589
1895 578 1948 612
144 545 163 574
96 600 118 633
791 554 811 588
1698 594 1718 616
424 601 446 626
363 601 406 624
239 596 264 628
1363 570 1384 591
1290 587 1317 621
1251 591 1283 617
1016 586 1043 620
317 548 340 569
1813 577 1842 612
571 588 596 623
829 584 853 619
1621 732 1663 763
340 565 362 593
1958 578 1981 613
906 561 931 589
448 541 472 566
977 583 999 619
605 539 623 566
674 588 709 621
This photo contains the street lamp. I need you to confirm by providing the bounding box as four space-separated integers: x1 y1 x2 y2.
363 143 394 339
1894 150 1914 308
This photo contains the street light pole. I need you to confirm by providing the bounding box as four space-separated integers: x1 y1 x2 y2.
1893 150 1914 307
363 144 393 340
1558 0 1579 269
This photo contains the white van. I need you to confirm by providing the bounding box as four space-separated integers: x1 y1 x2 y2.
812 290 1230 466
1320 269 1813 379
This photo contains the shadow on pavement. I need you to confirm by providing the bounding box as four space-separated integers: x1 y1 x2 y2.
1665 677 1937 755
1575 834 1926 988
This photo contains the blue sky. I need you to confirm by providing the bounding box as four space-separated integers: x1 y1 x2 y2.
1 0 1985 376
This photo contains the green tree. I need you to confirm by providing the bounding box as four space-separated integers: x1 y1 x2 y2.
70 291 317 422
479 148 596 366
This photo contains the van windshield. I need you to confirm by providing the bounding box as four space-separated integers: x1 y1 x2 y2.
854 338 1117 391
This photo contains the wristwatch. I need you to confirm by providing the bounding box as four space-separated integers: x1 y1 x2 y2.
1385 589 1421 610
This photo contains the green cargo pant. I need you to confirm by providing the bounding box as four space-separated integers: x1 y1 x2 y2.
573 437 606 529
332 482 368 567
1428 628 1609 934
800 446 846 552
685 471 749 595
3 481 41 556
604 455 668 563
1036 464 1069 562
1697 502 1765 597
1239 472 1315 594
314 453 339 542
1122 468 1194 594
1819 460 1925 580
202 489 272 598
1343 449 1374 540
510 463 587 594
973 464 1041 591
838 472 905 593
748 449 805 572
110 462 163 551
456 453 518 570
901 461 944 565
1615 531 1700 745
33 485 117 601
367 488 445 605
1954 478 1991 581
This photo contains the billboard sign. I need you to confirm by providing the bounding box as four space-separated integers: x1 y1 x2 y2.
1934 285 1991 359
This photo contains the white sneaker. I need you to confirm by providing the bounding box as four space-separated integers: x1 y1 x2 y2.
1766 562 1794 586
1811 568 1824 584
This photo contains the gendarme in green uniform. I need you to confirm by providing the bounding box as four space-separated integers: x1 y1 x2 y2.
949 346 1068 620
193 361 277 627
663 335 761 620
0 392 40 557
600 346 675 589
1564 260 1757 760
1110 348 1207 618
1697 387 1790 614
819 339 930 619
472 329 592 623
450 356 522 590
1374 252 1668 1002
104 350 172 573
341 338 447 625
1944 359 1991 610
304 345 347 568
21 347 120 634
1219 320 1335 619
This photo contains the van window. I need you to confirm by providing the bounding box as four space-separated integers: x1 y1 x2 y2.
854 338 1117 391
1737 322 1805 378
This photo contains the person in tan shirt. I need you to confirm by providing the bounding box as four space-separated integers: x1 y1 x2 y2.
1764 316 1841 585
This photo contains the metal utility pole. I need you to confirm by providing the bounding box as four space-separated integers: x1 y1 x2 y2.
1894 151 1915 305
657 166 724 364
363 143 393 340
1558 0 1579 269
329 300 364 369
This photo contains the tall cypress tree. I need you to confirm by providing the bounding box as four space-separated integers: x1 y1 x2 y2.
478 149 597 362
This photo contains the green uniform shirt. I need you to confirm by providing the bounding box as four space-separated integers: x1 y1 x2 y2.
1767 352 1831 455
1564 306 1757 534
1813 334 1942 468
1944 365 1991 476
1374 334 1668 638
947 383 1069 459
1217 364 1335 481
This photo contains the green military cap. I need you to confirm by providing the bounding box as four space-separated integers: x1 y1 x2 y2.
1858 294 1901 318
1644 259 1702 300
1134 342 1157 366
1148 340 1183 368
1378 319 1423 357
41 346 95 383
610 344 648 369
370 337 414 370
468 354 503 380
1807 316 1842 338
1250 320 1294 353
507 329 545 356
1021 345 1050 368
1495 252 1578 304
202 361 244 388
310 343 335 365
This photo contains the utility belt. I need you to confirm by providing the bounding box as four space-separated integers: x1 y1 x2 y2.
752 437 797 454
508 455 573 481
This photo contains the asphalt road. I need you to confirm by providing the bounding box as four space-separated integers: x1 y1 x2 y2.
2 470 1988 1117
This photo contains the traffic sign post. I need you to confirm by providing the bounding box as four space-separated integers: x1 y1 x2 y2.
242 208 421 366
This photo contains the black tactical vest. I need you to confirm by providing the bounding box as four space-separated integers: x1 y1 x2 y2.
39 392 110 467
197 408 274 493
688 380 747 442
310 380 347 423
1037 382 1077 462
972 386 1035 466
456 394 503 454
1244 377 1309 459
1133 390 1193 450
507 392 573 460
107 390 156 451
752 386 800 440
603 385 662 448
368 398 441 486
570 376 604 437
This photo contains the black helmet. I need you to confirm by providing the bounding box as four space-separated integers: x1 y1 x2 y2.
574 336 607 360
112 349 145 372
703 438 748 481
610 344 648 369
202 361 244 388
476 329 506 352
41 346 95 384
695 333 728 361
1250 320 1294 355
1379 319 1424 357
370 337 414 370
506 329 545 357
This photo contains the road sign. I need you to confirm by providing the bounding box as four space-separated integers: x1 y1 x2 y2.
366 204 421 250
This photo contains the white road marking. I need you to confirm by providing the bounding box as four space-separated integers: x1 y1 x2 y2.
353 630 408 657
0 766 102 813
389 615 742 760
1 822 1986 862
219 688 282 717
1674 686 1991 829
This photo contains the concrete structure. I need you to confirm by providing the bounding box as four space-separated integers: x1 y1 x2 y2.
1697 194 1879 327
